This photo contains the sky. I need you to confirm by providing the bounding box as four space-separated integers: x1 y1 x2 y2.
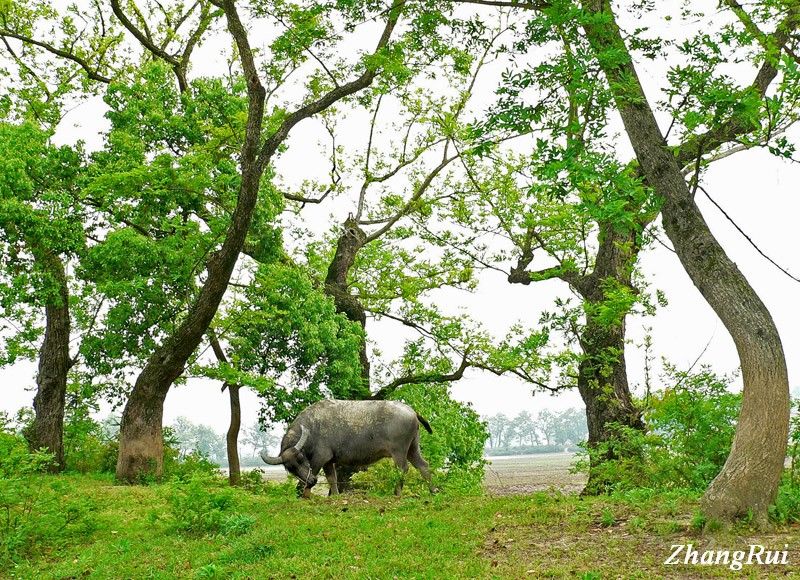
1 1 799 437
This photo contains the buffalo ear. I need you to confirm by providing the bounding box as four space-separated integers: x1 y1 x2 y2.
260 450 284 465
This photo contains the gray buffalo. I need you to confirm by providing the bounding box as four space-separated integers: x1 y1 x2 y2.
260 399 435 497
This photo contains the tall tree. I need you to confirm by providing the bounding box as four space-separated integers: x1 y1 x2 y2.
578 0 795 524
0 122 84 470
2 0 412 481
450 0 800 506
452 0 799 518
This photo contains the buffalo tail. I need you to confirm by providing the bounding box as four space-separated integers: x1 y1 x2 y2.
416 413 433 434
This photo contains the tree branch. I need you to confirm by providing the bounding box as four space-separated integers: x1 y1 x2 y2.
257 2 404 170
371 350 470 400
0 30 111 83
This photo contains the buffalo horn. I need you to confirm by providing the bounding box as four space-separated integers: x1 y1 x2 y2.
260 450 284 465
294 425 309 451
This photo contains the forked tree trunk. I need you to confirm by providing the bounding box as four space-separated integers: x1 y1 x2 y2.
581 0 790 524
29 254 72 472
510 222 645 493
324 216 372 396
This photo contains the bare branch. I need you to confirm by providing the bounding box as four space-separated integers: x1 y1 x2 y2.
371 350 470 400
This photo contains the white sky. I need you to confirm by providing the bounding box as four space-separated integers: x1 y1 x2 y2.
1 2 799 435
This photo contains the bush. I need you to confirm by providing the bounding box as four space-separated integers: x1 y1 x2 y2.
771 399 800 524
165 475 253 537
351 384 488 496
576 367 740 492
0 418 94 565
62 403 118 474
163 450 221 482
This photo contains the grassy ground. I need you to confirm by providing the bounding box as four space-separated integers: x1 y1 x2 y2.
6 471 800 579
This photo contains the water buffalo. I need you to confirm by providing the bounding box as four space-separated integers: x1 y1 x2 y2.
260 399 435 497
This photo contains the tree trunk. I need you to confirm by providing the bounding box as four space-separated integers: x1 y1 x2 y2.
576 224 645 494
577 312 644 494
29 254 72 472
226 383 241 486
208 332 242 486
324 216 371 395
581 0 790 524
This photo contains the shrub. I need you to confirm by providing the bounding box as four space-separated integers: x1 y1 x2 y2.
165 475 253 537
771 399 800 524
576 366 740 492
62 402 118 474
163 449 220 482
0 419 94 565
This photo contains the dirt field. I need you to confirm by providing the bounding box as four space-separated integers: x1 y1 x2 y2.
248 453 586 495
484 453 586 495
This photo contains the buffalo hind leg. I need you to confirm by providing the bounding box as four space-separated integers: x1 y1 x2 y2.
392 453 409 496
408 440 436 494
323 461 338 496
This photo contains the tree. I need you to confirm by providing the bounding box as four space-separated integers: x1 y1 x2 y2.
300 20 518 400
451 0 799 520
241 422 278 459
487 413 511 448
2 0 413 481
170 416 226 464
0 122 84 470
578 0 795 526
510 410 537 445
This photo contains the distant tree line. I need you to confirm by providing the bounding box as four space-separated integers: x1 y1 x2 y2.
110 416 278 469
484 408 588 455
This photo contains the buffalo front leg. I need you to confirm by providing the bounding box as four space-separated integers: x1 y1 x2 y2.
323 461 338 496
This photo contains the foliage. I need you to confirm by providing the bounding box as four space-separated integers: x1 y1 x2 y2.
62 395 118 474
202 260 364 424
576 367 740 492
164 475 253 537
0 121 85 367
771 399 800 524
0 419 94 565
162 426 221 483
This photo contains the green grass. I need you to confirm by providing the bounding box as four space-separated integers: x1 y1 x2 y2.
6 475 800 579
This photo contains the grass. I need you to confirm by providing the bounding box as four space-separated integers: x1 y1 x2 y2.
5 474 800 579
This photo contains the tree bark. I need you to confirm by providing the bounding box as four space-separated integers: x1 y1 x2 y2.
29 254 72 472
581 0 790 524
225 383 242 486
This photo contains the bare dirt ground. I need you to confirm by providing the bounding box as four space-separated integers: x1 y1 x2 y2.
241 452 586 495
483 453 586 495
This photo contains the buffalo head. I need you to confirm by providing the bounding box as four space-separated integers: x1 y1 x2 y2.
260 425 317 488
